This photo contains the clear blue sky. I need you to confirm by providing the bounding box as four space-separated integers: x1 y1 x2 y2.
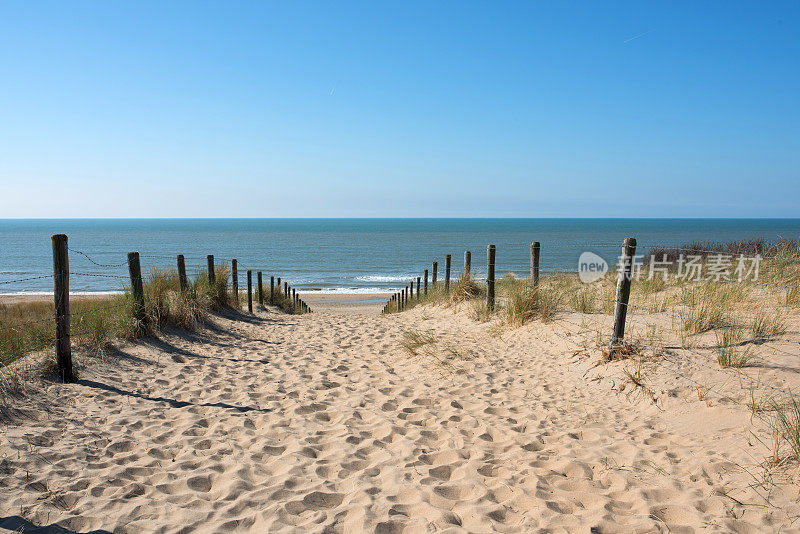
1 1 798 218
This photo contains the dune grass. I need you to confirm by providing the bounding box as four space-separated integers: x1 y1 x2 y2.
400 330 437 356
506 284 560 326
267 285 304 314
0 295 136 367
772 396 800 464
715 327 754 369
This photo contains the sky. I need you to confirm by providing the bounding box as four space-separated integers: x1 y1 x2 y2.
0 1 798 218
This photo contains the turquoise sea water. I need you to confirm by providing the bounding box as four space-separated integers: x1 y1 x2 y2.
2 219 800 295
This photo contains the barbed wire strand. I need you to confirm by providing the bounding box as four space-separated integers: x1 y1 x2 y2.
67 248 129 268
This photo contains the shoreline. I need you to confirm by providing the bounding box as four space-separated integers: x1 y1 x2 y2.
298 293 390 303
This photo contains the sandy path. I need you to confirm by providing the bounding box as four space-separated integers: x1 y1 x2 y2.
1 304 798 533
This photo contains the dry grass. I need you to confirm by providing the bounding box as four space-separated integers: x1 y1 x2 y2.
506 285 559 326
620 357 657 403
399 329 473 373
602 340 643 362
679 283 739 334
450 275 483 302
470 299 492 323
400 330 437 356
571 286 597 314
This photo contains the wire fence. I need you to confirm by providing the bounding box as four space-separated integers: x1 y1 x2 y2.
1 239 313 376
4 235 800 414
381 238 800 409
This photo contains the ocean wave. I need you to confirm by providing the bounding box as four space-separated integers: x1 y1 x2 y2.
0 291 125 296
354 275 413 282
298 287 395 294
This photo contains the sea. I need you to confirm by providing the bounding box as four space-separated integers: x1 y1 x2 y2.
2 219 800 295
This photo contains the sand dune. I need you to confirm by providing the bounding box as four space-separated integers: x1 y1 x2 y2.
1 301 799 533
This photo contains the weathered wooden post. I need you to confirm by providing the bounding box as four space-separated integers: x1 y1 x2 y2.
464 251 471 279
445 254 451 293
416 277 421 299
486 245 496 312
128 251 146 324
610 238 637 352
257 272 264 307
277 277 282 298
177 254 188 292
530 242 540 287
400 289 405 310
284 282 288 300
292 288 296 307
270 276 275 304
424 269 429 295
247 270 253 313
52 234 74 383
207 255 215 288
409 280 414 300
231 259 239 307
432 262 438 286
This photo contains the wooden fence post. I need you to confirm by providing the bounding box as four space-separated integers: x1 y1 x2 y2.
128 251 146 318
207 255 215 288
127 251 146 328
52 234 74 383
445 255 451 293
284 282 288 299
409 281 414 300
424 269 429 295
432 262 438 286
292 288 296 307
486 245 496 312
247 270 253 313
464 251 471 279
277 278 282 298
177 254 188 292
231 259 239 307
400 289 405 310
416 277 421 298
530 242 540 287
610 237 637 352
270 276 275 304
257 272 263 307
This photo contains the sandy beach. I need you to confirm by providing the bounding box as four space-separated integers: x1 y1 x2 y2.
0 294 117 306
2 295 799 533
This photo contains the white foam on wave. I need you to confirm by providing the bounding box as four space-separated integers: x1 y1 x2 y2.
298 287 396 295
0 291 125 296
354 275 413 282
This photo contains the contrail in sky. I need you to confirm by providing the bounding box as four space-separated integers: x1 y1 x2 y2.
623 30 653 43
